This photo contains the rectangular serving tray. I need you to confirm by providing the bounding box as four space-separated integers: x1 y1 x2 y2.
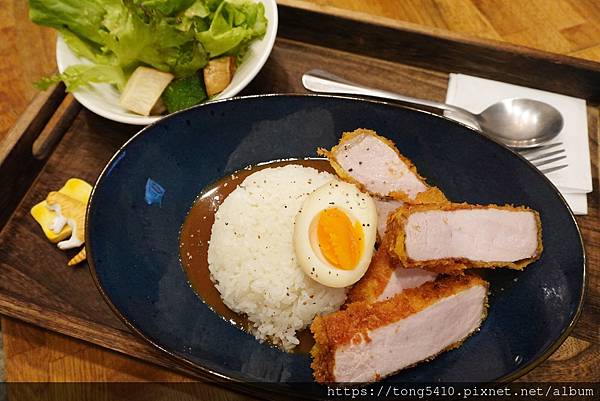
0 0 598 383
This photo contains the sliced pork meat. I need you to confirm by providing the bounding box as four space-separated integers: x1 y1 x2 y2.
348 242 436 304
374 198 404 240
388 203 542 272
378 267 438 302
311 274 488 383
318 129 446 204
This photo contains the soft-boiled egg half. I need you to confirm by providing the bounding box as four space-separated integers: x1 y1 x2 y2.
293 180 377 288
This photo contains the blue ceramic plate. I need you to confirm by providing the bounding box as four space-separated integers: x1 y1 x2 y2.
87 95 585 395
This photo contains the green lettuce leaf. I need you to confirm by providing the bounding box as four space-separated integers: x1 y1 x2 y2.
98 6 207 76
129 0 196 16
195 0 266 58
175 0 210 31
28 0 267 93
58 29 110 64
36 64 126 92
29 0 109 45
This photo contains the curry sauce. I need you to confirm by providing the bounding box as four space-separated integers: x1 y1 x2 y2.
179 159 332 353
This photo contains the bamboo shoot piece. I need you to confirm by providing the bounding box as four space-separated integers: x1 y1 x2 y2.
120 66 174 116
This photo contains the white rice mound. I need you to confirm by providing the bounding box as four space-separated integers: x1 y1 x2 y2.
207 165 347 350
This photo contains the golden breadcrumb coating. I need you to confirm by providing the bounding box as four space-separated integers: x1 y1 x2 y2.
311 274 489 383
347 232 397 304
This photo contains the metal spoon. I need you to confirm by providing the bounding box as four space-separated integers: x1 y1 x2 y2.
302 69 564 148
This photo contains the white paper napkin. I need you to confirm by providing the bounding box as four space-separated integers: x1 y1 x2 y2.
563 193 587 215
445 74 592 214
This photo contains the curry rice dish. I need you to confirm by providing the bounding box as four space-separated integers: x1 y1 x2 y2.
189 128 542 383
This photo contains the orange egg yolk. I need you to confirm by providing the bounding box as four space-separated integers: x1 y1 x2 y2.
316 208 363 270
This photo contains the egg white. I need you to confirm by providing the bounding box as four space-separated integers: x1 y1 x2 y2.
293 180 377 288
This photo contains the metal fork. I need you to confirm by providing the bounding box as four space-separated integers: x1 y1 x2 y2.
518 142 568 174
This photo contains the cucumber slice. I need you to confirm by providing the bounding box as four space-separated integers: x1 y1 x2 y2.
162 74 208 113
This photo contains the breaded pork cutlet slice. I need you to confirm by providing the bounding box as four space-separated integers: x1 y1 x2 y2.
317 129 446 204
311 274 488 383
347 235 437 304
373 198 404 240
387 203 543 273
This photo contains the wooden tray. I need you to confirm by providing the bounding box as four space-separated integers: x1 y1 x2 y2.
1 0 598 384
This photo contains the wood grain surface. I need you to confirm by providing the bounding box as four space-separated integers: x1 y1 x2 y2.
0 0 598 390
306 0 600 61
3 320 255 400
279 1 600 101
0 1 56 138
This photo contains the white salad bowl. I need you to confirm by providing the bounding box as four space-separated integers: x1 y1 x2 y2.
56 0 278 125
